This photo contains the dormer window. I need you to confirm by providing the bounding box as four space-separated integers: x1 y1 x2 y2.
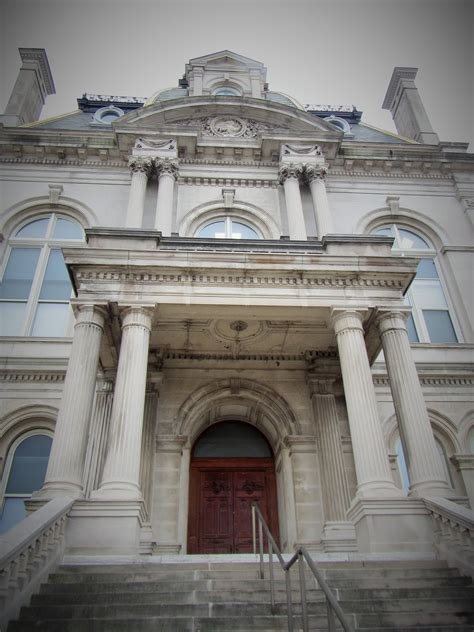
92 106 124 125
324 115 352 135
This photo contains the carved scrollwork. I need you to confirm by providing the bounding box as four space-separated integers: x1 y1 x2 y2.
240 480 264 494
278 163 305 184
205 480 230 494
128 157 154 176
155 157 180 180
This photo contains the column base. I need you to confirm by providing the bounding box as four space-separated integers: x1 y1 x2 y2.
321 521 358 552
347 497 434 554
65 499 147 555
90 483 143 501
32 482 83 501
356 480 405 499
153 542 182 555
408 479 456 498
139 523 155 556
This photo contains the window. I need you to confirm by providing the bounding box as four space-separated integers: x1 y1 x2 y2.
193 421 271 457
0 433 52 533
373 224 458 343
213 87 241 96
92 106 124 125
197 217 261 239
0 214 84 337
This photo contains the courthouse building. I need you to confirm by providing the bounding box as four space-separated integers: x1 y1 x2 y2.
0 49 473 561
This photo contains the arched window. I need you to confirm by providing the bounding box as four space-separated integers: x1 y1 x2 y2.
0 213 84 337
0 433 52 533
372 224 458 343
193 421 272 457
213 87 241 97
196 217 261 239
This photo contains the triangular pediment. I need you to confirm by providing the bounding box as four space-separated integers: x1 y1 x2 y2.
188 50 264 70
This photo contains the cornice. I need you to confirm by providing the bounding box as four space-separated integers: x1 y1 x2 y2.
178 175 277 187
373 375 473 388
0 371 65 383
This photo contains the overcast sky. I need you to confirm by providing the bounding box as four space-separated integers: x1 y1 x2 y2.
0 0 473 149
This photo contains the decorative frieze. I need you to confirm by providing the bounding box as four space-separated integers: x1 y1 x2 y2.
0 372 65 383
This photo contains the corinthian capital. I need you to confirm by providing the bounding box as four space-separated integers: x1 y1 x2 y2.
278 163 305 184
155 157 179 180
128 156 153 176
304 163 329 183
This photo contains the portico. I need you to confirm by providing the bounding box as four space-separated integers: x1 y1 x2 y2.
31 228 451 555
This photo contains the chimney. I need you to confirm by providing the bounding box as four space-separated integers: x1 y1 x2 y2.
382 67 439 145
0 48 55 127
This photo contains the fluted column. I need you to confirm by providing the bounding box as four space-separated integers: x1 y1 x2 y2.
305 164 333 237
310 379 351 520
93 306 153 500
332 310 401 498
278 163 306 240
125 157 153 228
140 384 159 513
377 310 452 496
154 158 179 235
40 304 106 497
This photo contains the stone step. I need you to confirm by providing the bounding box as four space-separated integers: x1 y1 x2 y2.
46 565 461 584
355 611 474 628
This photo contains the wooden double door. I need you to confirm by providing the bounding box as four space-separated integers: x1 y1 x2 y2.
187 458 279 554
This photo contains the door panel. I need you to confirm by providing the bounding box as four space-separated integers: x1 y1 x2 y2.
188 458 279 554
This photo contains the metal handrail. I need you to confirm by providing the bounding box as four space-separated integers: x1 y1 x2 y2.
252 503 354 632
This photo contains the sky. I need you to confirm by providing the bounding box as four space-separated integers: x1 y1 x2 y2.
0 0 473 149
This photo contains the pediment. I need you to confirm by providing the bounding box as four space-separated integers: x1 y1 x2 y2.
187 50 264 70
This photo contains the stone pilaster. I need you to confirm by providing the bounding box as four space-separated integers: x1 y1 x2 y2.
82 379 114 497
308 376 357 551
451 455 474 509
154 158 179 235
39 304 106 498
93 306 153 500
278 163 306 240
332 309 401 498
377 310 453 497
305 164 333 237
140 383 159 514
125 157 153 228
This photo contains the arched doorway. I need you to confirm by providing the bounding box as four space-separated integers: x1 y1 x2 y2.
187 421 279 553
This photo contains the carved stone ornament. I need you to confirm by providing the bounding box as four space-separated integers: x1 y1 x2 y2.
465 198 474 208
278 163 305 184
134 138 177 152
128 156 153 175
281 144 323 157
155 157 179 179
173 117 272 138
304 163 329 183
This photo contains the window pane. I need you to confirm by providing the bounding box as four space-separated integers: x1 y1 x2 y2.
412 280 448 309
373 227 394 238
194 421 271 457
53 218 83 240
231 222 259 239
406 313 419 342
5 435 52 494
416 258 438 279
396 439 410 493
197 221 226 238
39 250 72 299
0 498 27 534
15 218 49 238
0 248 41 299
31 303 71 337
397 228 430 250
0 302 27 335
423 310 457 343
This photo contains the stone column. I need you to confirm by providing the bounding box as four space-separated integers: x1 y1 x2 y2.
377 311 452 496
154 158 179 235
125 157 153 228
278 163 306 240
140 384 159 514
93 306 153 500
332 310 401 498
281 444 298 550
40 304 106 497
305 164 333 237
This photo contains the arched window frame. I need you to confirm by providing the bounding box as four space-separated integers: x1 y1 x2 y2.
0 212 84 337
196 215 262 240
0 429 53 533
372 223 461 344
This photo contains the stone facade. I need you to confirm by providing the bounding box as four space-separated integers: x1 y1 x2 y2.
0 50 473 557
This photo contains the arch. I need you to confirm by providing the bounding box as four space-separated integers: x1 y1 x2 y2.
458 411 474 452
0 195 98 238
175 378 300 449
179 199 281 240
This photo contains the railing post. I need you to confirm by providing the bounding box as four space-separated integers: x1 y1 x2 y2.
269 540 275 614
258 519 265 579
286 568 294 632
298 550 309 632
252 504 256 557
327 598 336 632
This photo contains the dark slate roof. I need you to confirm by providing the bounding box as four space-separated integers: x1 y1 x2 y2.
26 111 106 130
348 122 415 144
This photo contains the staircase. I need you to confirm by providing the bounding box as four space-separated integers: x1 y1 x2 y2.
7 558 474 631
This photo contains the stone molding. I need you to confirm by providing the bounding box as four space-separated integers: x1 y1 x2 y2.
373 375 474 387
177 175 277 188
0 371 65 383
